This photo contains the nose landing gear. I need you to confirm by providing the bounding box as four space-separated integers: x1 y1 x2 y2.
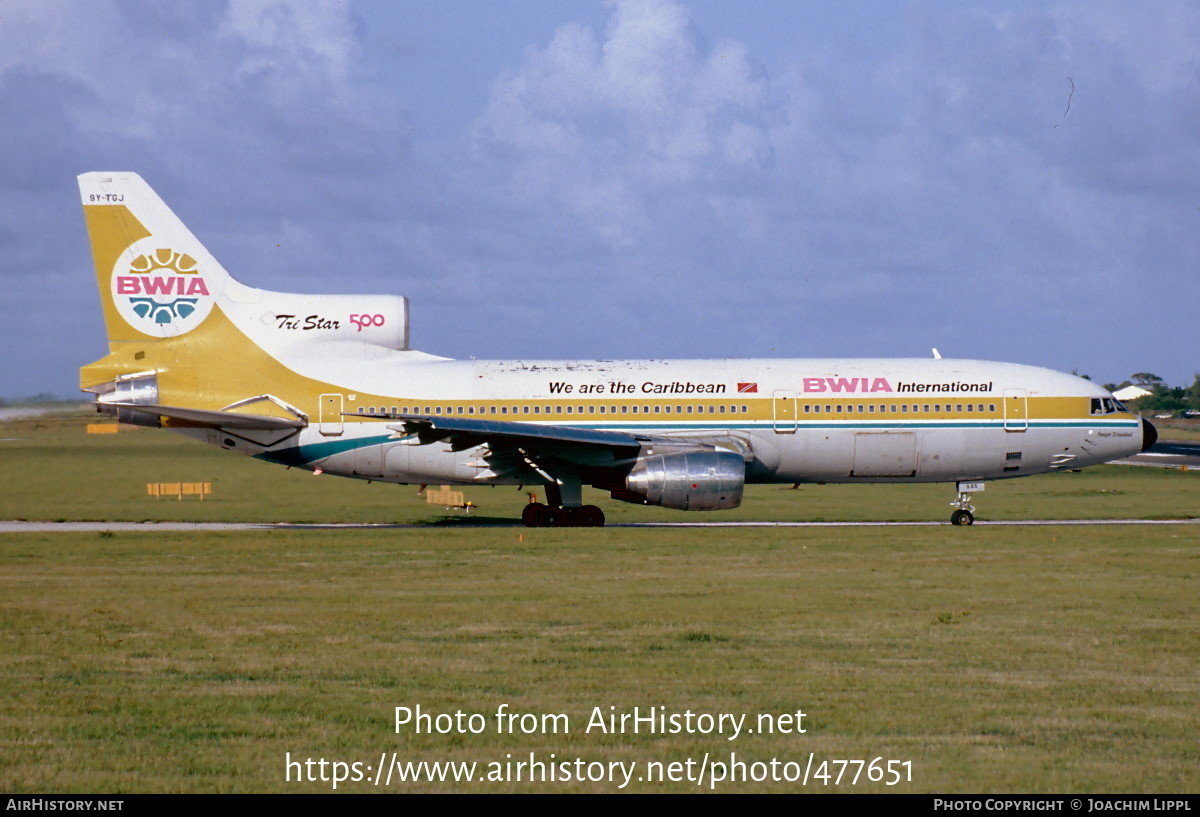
950 481 984 526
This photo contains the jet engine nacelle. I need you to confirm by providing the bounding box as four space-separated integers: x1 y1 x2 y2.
621 450 745 511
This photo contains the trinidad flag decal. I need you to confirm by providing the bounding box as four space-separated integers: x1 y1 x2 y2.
737 382 758 393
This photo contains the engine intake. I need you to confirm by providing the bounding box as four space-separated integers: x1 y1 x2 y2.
621 450 745 511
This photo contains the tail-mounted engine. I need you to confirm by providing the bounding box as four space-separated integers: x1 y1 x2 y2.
91 370 161 427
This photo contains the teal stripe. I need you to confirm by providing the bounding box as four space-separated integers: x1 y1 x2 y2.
343 419 1137 433
256 434 395 466
264 419 1138 467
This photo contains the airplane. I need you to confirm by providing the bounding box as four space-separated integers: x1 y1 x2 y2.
78 172 1157 527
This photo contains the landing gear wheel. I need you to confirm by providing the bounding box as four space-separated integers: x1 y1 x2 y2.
522 503 545 527
523 503 605 528
578 505 605 527
950 509 975 526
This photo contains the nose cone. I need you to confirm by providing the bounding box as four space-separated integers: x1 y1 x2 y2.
1141 418 1158 452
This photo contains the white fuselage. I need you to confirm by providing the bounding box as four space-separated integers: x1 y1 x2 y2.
211 356 1144 487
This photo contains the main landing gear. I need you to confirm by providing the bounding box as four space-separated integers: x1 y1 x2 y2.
521 502 605 528
522 480 606 527
949 480 983 526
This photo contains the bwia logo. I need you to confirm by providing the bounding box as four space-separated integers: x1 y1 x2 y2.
111 242 215 336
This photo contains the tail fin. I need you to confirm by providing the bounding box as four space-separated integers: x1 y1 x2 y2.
80 172 233 345
78 173 411 398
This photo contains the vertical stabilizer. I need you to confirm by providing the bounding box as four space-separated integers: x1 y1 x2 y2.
79 172 416 402
79 172 234 345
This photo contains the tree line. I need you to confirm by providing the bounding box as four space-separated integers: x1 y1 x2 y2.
1101 373 1200 413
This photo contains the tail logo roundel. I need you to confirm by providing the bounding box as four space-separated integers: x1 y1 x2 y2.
111 240 215 336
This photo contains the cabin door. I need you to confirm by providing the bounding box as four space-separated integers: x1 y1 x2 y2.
1003 389 1028 432
319 393 344 436
773 390 797 433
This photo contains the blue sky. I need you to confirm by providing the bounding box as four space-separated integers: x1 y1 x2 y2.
2 0 1197 397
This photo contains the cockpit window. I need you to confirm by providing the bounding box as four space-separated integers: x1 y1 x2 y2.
1091 397 1128 415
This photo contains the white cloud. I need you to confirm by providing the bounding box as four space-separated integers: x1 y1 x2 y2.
472 0 775 244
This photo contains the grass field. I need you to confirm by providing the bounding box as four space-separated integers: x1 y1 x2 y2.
1 414 1197 792
1 413 1197 524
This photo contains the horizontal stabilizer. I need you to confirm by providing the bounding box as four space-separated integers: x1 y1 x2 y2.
104 402 307 430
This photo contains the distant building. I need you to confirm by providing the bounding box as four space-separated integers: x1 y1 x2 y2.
1113 385 1152 401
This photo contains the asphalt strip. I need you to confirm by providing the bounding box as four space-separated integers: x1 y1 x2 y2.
1 519 1198 532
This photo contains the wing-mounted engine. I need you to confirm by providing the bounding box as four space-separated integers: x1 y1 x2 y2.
614 449 745 511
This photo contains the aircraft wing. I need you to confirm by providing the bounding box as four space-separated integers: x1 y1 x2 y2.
381 414 650 452
103 402 307 430
356 413 736 483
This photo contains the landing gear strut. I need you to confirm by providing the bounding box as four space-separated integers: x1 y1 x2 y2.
522 502 605 527
949 480 983 526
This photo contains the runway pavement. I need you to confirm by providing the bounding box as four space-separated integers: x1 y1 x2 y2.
1114 438 1200 469
1 518 1197 532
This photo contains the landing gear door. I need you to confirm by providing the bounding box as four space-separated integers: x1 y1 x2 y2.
1003 389 1028 432
319 393 344 436
773 390 797 433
